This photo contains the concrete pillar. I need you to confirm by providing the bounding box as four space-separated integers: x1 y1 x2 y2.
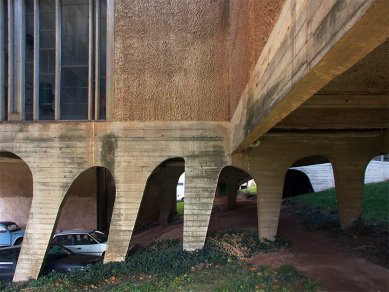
254 170 285 241
227 181 239 210
183 158 223 251
104 171 149 263
13 176 70 281
333 160 367 229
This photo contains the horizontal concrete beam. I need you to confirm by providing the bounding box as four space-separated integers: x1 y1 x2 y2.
231 0 389 152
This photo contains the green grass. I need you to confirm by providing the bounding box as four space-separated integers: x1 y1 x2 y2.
3 232 306 291
249 184 257 194
287 181 389 225
177 201 184 216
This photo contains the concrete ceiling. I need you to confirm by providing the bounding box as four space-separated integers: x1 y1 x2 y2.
273 39 389 131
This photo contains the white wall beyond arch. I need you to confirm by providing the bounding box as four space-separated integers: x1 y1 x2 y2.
291 160 388 192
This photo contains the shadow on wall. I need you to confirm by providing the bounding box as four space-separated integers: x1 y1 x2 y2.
0 152 32 229
56 167 116 233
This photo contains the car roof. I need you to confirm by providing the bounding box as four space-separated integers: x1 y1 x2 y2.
0 221 16 225
54 230 101 236
0 245 21 252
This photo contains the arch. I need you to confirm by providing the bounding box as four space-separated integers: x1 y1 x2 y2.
54 166 116 233
361 153 389 224
207 165 257 234
288 155 335 193
133 157 185 240
0 151 33 235
282 169 313 198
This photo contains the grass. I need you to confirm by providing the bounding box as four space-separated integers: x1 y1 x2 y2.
286 181 389 225
2 231 312 291
176 201 184 216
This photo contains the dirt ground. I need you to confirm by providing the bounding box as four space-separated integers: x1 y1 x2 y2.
130 197 389 291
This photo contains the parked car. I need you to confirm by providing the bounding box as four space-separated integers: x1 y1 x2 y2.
0 222 24 247
52 230 107 256
0 244 101 281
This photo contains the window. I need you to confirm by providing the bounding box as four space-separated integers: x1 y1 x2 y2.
0 0 108 121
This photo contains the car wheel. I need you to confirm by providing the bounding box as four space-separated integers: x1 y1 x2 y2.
14 238 23 245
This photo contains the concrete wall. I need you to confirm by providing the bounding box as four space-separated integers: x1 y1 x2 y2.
0 157 98 231
228 0 285 118
56 168 97 231
0 121 229 281
113 0 284 121
0 158 32 228
114 0 229 121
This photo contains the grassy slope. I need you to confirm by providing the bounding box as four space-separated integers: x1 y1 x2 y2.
288 181 389 224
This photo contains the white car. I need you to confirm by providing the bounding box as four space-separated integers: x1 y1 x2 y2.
52 230 107 256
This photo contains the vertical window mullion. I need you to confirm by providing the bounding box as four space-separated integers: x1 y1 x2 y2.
0 0 5 121
94 0 100 120
14 0 25 120
33 0 39 120
54 0 61 120
106 0 113 120
7 0 13 117
88 0 94 120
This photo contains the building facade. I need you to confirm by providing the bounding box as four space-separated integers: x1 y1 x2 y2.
0 0 388 281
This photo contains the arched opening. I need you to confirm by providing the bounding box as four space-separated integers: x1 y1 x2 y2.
282 169 313 198
50 167 115 256
362 154 389 225
208 166 257 234
0 152 32 246
280 155 337 229
131 158 185 245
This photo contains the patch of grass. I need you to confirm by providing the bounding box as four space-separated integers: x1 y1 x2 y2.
249 184 257 194
286 181 389 225
176 201 184 216
3 231 300 291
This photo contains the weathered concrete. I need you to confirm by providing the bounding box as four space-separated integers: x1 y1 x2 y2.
231 0 389 152
232 131 389 240
0 121 229 281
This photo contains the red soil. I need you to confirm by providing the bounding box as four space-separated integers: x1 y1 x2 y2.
131 197 389 291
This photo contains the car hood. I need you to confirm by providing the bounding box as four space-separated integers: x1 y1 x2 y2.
11 230 25 237
41 254 102 275
47 254 101 266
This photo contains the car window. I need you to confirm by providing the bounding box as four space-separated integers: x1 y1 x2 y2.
75 234 97 245
47 245 71 260
89 231 107 243
6 224 20 232
0 225 7 232
0 249 18 264
53 235 75 245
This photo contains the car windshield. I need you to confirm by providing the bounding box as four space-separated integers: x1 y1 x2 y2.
89 231 107 243
6 223 20 232
47 245 72 260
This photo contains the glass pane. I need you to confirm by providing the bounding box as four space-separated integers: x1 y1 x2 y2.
98 0 106 120
3 0 8 120
60 0 89 120
39 0 55 120
25 0 34 120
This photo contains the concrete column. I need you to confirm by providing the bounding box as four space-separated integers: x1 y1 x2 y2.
227 181 239 210
104 172 148 263
183 158 223 251
253 170 285 241
333 160 367 229
13 177 68 281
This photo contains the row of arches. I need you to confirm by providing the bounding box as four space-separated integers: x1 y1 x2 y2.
0 151 387 277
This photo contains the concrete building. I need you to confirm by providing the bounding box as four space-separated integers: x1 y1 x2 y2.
0 0 388 281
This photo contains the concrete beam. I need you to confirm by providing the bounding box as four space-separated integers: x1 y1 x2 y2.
231 0 389 152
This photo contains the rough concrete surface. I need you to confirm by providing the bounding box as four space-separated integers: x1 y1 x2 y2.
114 0 229 121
